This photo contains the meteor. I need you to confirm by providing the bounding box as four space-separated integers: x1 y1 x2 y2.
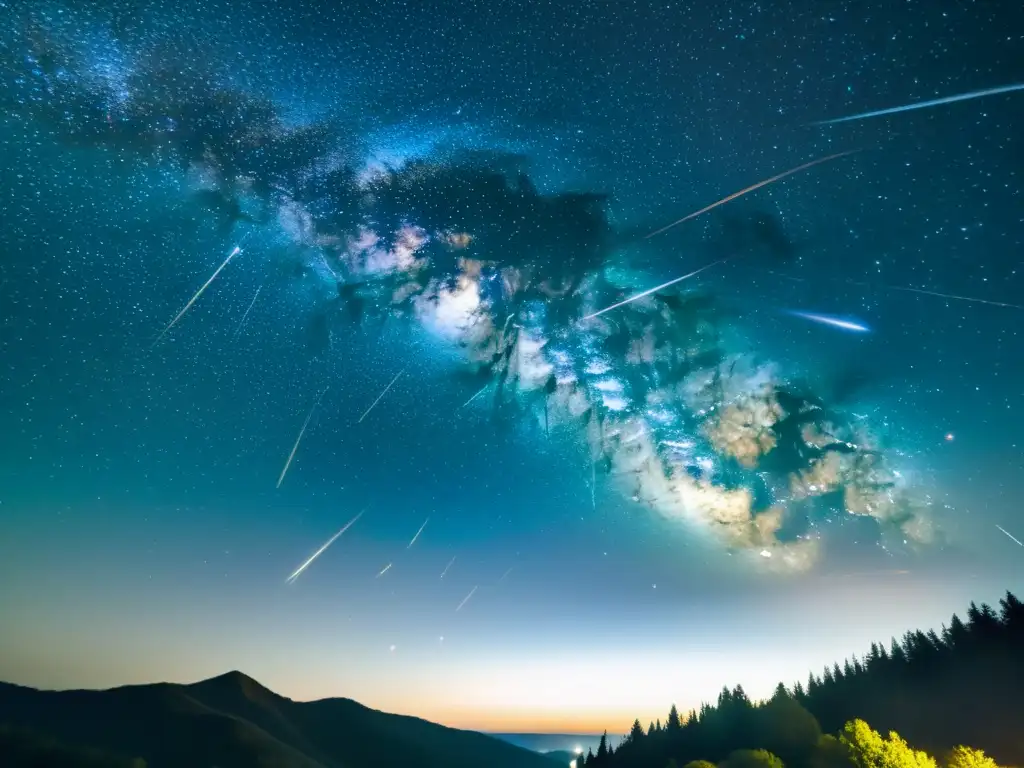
590 455 596 513
645 150 860 240
285 510 364 584
358 368 405 424
996 524 1023 548
813 82 1024 126
277 387 329 489
440 556 456 580
376 562 393 578
579 258 728 322
786 311 870 333
456 585 478 612
153 245 243 346
232 283 263 341
461 382 491 409
407 517 429 549
761 268 1023 310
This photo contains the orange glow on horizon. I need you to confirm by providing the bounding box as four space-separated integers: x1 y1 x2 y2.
409 706 676 735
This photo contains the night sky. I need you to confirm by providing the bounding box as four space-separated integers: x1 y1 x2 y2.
1 0 1023 737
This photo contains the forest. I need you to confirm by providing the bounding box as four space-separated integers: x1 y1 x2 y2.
578 592 1023 768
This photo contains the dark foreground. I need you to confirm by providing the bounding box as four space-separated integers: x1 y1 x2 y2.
0 671 559 768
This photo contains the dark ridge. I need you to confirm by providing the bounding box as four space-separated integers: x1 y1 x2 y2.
0 671 558 768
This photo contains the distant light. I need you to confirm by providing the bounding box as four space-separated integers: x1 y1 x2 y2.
389 645 396 652
945 433 955 442
575 746 584 755
760 549 772 558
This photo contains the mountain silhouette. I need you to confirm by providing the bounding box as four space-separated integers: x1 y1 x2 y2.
0 670 559 768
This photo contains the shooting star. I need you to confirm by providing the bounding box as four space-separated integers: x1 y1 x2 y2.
358 368 405 424
498 566 514 584
456 585 478 612
407 518 429 549
996 524 1023 548
277 387 330 489
760 268 1024 310
645 149 860 240
285 510 364 584
440 556 456 580
153 245 243 346
580 258 728 322
590 455 597 513
232 283 263 340
813 82 1024 126
461 382 491 409
376 562 393 578
786 311 870 333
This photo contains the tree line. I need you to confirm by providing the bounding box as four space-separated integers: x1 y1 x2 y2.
578 591 1023 768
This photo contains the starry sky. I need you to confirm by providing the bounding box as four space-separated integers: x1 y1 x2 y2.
1 0 1023 738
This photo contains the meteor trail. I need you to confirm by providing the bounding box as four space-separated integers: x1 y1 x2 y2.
376 562 393 578
645 150 860 240
277 387 329 489
358 368 405 424
761 268 1024 310
590 455 597 513
407 518 429 549
285 510 364 584
232 283 263 340
461 382 491 409
498 566 514 584
580 258 728 322
786 311 870 333
456 585 478 612
996 524 1023 547
153 245 243 346
813 82 1024 126
440 556 456 580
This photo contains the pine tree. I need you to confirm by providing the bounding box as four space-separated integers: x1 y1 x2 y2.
628 719 646 745
889 637 907 666
668 703 682 731
943 613 970 648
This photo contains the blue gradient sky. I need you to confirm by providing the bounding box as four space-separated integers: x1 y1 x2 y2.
1 0 1023 737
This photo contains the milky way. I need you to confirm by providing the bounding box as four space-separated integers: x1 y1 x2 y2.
3 4 966 575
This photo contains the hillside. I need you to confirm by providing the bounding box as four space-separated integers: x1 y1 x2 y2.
577 590 1024 768
0 724 146 768
0 670 557 768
